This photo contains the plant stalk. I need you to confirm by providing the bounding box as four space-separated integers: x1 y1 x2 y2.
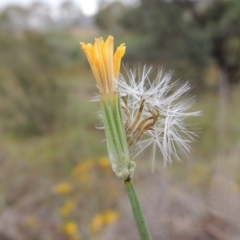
124 179 153 240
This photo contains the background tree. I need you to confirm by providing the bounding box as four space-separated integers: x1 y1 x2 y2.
119 0 240 87
95 1 127 32
60 0 83 27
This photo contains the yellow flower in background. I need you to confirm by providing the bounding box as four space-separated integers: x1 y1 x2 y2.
71 160 94 182
62 221 79 240
90 214 105 233
55 182 73 195
71 160 93 176
80 36 125 96
60 201 76 217
90 210 119 233
104 210 119 224
98 157 111 168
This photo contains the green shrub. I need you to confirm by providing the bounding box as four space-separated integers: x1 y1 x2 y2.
0 31 67 136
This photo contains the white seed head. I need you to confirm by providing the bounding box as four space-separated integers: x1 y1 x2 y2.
118 66 201 168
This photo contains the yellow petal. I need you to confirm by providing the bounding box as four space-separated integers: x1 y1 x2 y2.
114 43 126 79
80 36 125 96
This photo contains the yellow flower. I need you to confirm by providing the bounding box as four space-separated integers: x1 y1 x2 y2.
54 182 73 195
81 36 134 180
98 157 111 168
60 201 76 217
104 210 119 224
90 210 119 233
62 221 79 240
90 214 105 233
80 36 125 96
71 160 93 182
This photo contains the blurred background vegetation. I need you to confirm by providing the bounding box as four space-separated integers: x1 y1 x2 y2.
0 0 240 239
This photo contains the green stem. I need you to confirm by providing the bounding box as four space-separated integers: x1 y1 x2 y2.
124 179 153 240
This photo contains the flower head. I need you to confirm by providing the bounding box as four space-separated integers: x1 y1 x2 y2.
80 36 200 176
80 36 125 96
81 36 134 180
